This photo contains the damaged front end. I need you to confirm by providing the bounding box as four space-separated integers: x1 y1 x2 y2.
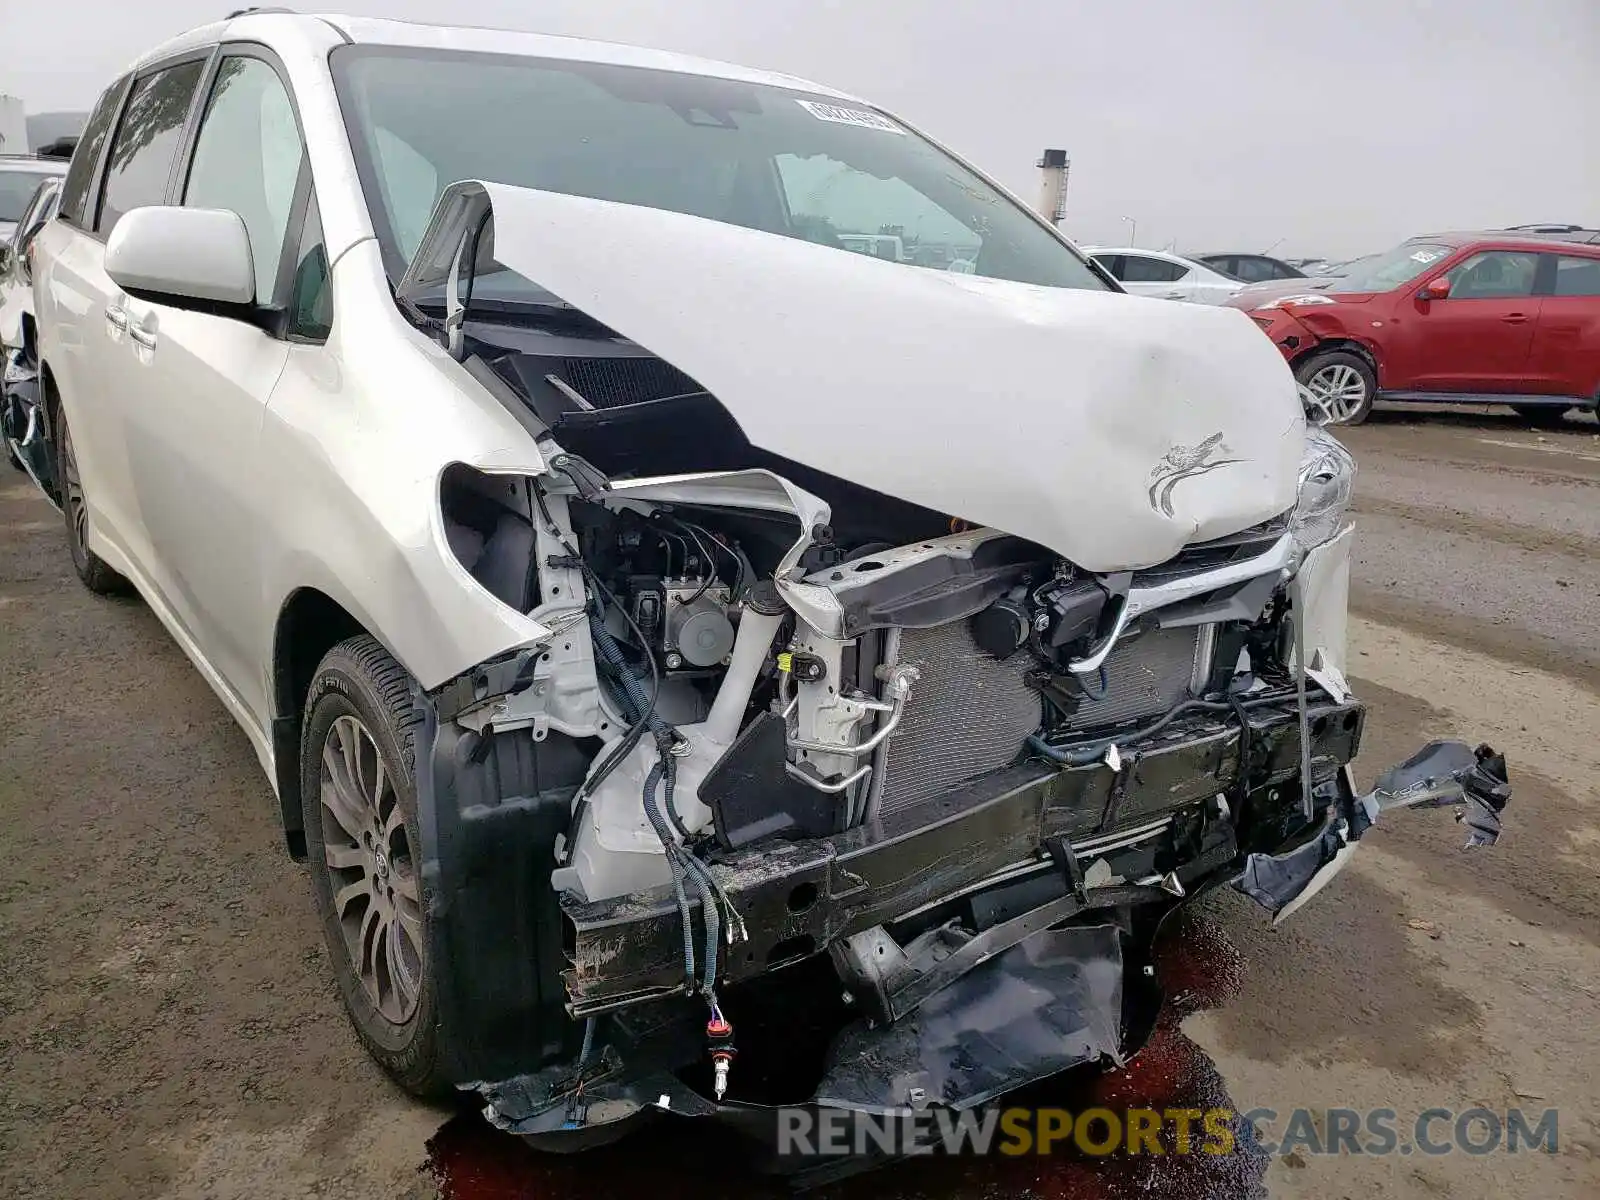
2 346 57 503
394 185 1514 1165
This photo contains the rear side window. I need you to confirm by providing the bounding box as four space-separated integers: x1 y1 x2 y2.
1121 255 1188 283
1552 255 1600 298
1231 257 1276 283
58 76 128 226
96 60 206 237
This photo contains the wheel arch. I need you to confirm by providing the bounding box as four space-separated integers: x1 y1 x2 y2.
1290 338 1381 384
270 586 379 858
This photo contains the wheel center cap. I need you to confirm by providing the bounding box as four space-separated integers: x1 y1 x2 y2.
372 848 390 879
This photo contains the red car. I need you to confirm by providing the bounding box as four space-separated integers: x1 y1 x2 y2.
1232 233 1600 424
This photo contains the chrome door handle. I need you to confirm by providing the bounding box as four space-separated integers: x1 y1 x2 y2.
105 304 129 331
129 326 158 349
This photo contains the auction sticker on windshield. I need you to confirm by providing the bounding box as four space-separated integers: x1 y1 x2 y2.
795 99 905 133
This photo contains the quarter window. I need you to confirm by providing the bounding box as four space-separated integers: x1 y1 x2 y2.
1552 255 1600 298
286 196 333 341
58 75 128 227
1443 250 1538 300
183 56 307 304
96 61 206 237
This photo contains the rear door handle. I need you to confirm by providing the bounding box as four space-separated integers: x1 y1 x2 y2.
129 326 158 349
1501 313 1529 324
105 303 129 334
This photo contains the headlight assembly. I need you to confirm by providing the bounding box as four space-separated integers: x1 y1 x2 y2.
1290 424 1355 555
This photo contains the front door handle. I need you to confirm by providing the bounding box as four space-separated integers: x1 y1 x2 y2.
129 325 158 349
105 303 129 333
1501 313 1529 324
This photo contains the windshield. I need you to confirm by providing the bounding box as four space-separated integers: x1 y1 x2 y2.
0 171 50 223
1333 243 1451 292
331 47 1106 295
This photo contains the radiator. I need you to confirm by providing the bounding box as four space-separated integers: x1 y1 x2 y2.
875 621 1211 817
1072 624 1211 728
876 620 1042 816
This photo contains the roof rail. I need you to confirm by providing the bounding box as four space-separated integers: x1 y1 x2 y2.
227 6 298 17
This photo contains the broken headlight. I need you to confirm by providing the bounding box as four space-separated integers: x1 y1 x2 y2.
1289 424 1355 555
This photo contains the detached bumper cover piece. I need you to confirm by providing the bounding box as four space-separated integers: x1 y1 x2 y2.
1234 739 1513 921
814 923 1124 1114
478 924 1129 1141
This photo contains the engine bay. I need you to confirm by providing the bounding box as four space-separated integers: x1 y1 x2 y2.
440 446 1309 914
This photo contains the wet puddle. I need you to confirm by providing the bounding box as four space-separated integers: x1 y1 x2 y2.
425 912 1267 1200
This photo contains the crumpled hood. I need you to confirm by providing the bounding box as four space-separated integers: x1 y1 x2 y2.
444 182 1305 572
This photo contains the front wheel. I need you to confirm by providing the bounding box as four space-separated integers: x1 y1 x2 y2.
301 635 453 1097
1295 351 1376 426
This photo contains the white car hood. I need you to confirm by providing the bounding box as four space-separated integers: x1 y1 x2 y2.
422 182 1305 572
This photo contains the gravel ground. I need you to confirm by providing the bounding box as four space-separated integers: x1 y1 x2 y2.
1 405 1597 1199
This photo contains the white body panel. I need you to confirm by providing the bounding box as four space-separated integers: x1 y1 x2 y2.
470 182 1304 573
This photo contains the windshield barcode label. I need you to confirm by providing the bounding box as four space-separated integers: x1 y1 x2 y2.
795 100 905 134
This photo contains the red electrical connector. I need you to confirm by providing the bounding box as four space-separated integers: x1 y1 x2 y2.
706 1006 736 1101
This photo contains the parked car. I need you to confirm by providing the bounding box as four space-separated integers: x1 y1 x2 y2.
27 10 1500 1160
0 155 66 243
1192 253 1307 283
1233 234 1600 424
1084 246 1243 303
1228 252 1381 306
2 173 63 479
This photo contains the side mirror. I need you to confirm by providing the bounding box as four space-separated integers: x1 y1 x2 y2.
1417 276 1451 302
105 206 255 308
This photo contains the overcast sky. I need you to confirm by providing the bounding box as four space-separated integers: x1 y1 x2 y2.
2 0 1595 257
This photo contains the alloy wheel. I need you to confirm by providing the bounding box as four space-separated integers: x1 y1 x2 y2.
318 714 424 1024
1304 363 1368 424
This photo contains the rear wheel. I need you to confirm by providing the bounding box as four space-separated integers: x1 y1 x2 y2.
1295 351 1376 426
54 403 128 594
301 635 453 1098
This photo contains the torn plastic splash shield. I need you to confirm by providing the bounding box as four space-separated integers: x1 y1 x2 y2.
477 923 1126 1134
1234 739 1513 922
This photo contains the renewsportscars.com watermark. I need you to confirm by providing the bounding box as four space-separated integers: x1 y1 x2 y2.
775 1106 1560 1158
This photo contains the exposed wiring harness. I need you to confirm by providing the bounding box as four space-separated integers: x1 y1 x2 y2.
534 484 744 1014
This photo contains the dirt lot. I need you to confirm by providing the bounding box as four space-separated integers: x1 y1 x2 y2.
2 405 1598 1199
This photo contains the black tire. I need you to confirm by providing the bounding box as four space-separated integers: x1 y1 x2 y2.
301 634 453 1098
53 401 128 594
1512 404 1573 427
1294 350 1377 426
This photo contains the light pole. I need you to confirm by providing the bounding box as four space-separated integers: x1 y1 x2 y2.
1121 215 1137 245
